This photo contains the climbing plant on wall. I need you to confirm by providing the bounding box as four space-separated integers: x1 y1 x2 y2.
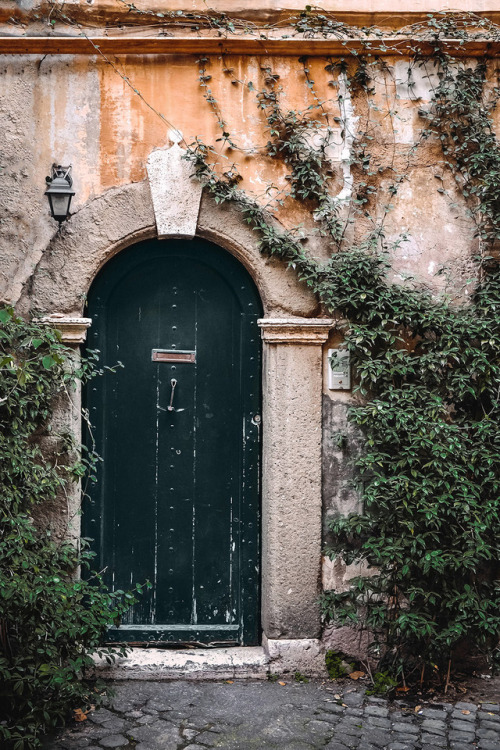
7 4 500 689
0 308 146 749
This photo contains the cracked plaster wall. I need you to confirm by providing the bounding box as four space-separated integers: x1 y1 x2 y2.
0 54 481 309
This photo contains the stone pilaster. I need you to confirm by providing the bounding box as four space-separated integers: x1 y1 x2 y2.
39 315 92 541
258 318 333 639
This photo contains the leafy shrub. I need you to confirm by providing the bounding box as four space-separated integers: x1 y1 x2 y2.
319 60 500 685
0 307 142 749
320 243 500 683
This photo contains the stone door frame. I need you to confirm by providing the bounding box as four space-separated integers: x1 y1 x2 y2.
31 177 333 668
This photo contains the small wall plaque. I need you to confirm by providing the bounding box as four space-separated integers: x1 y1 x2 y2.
327 348 351 390
152 349 196 363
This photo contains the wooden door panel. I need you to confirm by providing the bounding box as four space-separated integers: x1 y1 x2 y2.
83 239 261 645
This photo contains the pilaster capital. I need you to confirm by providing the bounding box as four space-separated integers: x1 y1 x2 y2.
258 317 334 345
39 315 92 344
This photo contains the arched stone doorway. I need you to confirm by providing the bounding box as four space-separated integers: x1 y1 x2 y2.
30 181 333 674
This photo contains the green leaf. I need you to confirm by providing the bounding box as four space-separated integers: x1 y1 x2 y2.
0 307 13 323
42 355 56 370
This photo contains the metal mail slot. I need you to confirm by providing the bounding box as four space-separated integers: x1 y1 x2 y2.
152 349 196 363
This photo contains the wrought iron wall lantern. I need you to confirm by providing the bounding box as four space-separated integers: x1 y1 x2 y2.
44 164 75 224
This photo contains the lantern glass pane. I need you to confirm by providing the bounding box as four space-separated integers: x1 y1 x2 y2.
50 194 70 219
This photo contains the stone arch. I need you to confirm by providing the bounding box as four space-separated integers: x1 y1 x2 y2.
26 180 317 319
28 177 331 668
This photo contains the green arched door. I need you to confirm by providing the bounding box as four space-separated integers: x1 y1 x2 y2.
83 238 262 645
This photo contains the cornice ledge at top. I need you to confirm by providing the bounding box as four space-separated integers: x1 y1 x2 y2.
258 317 335 344
1 34 500 57
39 314 92 344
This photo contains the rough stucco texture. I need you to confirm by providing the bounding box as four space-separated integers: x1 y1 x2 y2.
0 53 484 308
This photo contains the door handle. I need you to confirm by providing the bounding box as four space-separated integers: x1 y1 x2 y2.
158 378 185 414
167 378 177 411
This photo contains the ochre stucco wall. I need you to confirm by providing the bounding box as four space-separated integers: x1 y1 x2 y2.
0 52 483 306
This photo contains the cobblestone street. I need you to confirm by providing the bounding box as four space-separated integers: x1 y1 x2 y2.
43 680 500 750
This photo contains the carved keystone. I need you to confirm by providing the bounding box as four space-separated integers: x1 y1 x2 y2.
146 130 203 239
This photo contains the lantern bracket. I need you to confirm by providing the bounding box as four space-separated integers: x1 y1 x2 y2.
45 164 73 187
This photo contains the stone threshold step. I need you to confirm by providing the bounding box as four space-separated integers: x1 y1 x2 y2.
93 646 269 680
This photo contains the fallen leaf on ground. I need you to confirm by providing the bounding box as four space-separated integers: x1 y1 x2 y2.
73 709 87 722
334 694 341 700
226 680 234 684
414 705 422 713
349 671 365 680
278 681 286 686
397 686 410 693
461 710 471 715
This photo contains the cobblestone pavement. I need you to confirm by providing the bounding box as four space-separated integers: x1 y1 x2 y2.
43 680 500 750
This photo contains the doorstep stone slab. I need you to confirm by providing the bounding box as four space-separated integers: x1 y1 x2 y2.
263 636 327 676
92 647 268 680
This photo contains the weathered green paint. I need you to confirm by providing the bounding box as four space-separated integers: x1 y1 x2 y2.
83 238 262 645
